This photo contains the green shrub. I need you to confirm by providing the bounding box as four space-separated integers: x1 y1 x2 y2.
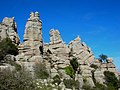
82 83 107 90
94 82 107 90
8 61 21 71
63 79 79 89
34 62 49 79
0 38 18 62
52 75 61 85
104 71 119 90
64 66 75 78
82 84 93 90
90 64 98 69
70 57 79 71
0 69 35 90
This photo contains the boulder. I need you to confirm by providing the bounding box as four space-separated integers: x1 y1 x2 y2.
94 70 105 84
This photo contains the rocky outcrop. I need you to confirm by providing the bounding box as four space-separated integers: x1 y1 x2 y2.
92 58 119 84
93 58 119 78
44 29 70 72
94 70 105 84
23 12 43 47
68 36 94 65
107 58 119 77
0 12 119 90
49 29 63 44
18 12 43 57
80 64 95 87
0 17 20 45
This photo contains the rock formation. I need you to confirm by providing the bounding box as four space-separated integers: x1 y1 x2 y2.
18 12 43 59
68 36 94 65
0 12 119 90
0 17 20 45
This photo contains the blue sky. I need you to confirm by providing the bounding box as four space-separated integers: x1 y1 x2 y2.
0 0 120 71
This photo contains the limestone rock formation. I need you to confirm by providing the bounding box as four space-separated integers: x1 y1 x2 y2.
19 12 43 57
0 17 20 45
50 29 63 44
93 58 119 78
92 58 119 84
68 36 94 65
24 12 42 47
44 29 70 71
94 70 105 84
0 12 119 90
107 58 119 77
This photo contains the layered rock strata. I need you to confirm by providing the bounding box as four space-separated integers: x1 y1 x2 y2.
18 12 43 58
0 17 20 45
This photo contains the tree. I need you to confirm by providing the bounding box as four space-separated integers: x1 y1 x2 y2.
104 71 119 90
0 38 18 62
70 57 79 71
99 54 108 63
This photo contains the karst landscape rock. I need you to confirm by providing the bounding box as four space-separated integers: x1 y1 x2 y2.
0 12 120 90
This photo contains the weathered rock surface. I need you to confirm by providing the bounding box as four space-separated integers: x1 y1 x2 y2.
0 17 20 45
94 70 105 84
68 36 94 65
19 12 43 56
0 12 119 90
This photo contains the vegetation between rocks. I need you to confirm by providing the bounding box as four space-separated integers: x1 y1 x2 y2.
0 38 18 63
33 62 49 79
63 79 79 89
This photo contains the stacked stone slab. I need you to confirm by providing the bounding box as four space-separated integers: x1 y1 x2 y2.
94 69 105 84
93 58 119 84
44 29 71 79
0 17 20 45
68 36 94 65
18 12 43 57
95 58 118 76
80 65 95 87
24 12 42 47
44 29 70 69
107 58 119 77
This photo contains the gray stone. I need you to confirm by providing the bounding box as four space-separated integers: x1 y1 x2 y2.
29 56 43 62
4 54 15 61
94 70 105 84
50 29 63 44
58 69 71 79
86 77 95 87
0 17 20 45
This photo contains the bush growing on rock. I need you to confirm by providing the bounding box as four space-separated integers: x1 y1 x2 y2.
0 69 35 90
7 60 21 71
90 64 98 69
82 83 107 90
70 57 79 71
63 79 79 89
64 66 75 78
33 62 49 79
0 38 18 62
52 75 61 85
104 71 119 90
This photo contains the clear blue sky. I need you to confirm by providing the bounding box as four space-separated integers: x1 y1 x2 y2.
0 0 120 71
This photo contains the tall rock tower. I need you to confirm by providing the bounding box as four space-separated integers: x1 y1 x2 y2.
19 12 43 57
24 12 43 48
0 17 20 45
